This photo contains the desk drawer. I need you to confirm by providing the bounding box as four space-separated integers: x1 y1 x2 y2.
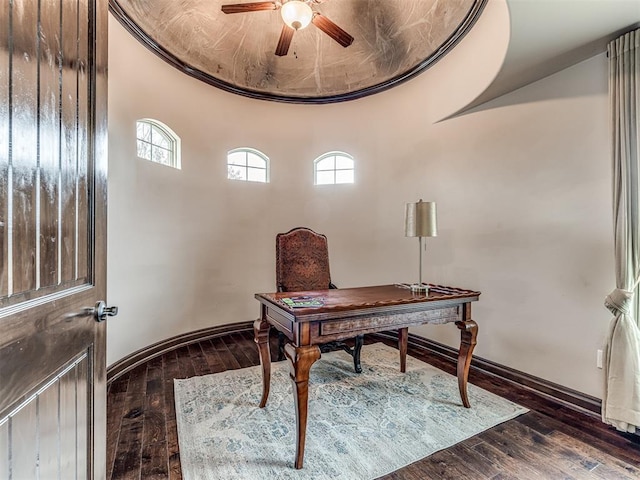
318 306 460 339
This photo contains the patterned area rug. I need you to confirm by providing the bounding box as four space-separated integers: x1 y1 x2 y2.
174 343 527 479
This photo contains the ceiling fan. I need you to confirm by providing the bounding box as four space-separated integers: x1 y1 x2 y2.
221 0 354 56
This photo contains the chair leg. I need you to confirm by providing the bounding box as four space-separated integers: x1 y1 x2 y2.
277 331 286 361
353 335 364 373
316 336 365 373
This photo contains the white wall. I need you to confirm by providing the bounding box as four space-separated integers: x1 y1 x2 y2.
107 10 613 399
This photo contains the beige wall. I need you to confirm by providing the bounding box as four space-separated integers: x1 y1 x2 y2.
107 8 613 399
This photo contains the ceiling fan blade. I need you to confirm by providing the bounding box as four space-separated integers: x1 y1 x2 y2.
275 24 295 56
312 13 354 48
221 2 278 14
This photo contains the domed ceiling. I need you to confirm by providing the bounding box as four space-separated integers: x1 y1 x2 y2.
110 0 487 103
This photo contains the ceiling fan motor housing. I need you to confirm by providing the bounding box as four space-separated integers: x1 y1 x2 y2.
281 0 313 30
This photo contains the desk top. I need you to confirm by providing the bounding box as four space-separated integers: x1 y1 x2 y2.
255 284 480 319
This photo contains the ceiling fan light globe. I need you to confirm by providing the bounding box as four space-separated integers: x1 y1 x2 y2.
281 1 313 30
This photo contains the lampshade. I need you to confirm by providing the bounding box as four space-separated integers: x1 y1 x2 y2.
281 1 313 30
405 200 437 238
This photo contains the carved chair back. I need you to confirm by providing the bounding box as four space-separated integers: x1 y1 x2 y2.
276 227 336 292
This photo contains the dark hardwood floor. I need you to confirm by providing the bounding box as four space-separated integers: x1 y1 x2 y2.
107 331 640 479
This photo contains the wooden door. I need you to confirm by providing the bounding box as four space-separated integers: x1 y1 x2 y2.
0 0 109 478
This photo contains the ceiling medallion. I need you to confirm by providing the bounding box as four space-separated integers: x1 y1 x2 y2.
110 0 487 104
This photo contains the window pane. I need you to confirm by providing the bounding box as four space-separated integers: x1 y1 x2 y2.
247 152 266 168
136 121 151 142
316 157 335 171
152 126 171 149
137 140 151 160
247 167 267 183
152 146 171 165
228 151 247 166
316 170 334 185
335 169 354 184
335 155 353 169
228 165 246 180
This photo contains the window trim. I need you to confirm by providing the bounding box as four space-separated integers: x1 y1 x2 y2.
227 147 270 183
136 118 181 169
314 151 355 185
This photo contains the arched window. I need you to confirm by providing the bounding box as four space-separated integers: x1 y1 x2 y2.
136 119 181 169
314 151 355 185
227 148 269 183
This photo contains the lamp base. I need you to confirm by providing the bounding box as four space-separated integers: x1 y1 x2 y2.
410 283 429 294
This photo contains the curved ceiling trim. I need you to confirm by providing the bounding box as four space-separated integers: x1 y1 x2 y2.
109 0 488 105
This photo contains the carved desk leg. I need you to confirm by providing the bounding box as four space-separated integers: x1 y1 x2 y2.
284 343 321 469
254 318 271 408
455 319 478 408
398 327 408 373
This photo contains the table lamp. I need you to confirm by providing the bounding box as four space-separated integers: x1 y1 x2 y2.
404 199 437 293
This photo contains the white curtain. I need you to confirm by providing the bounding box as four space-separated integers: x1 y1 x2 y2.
602 29 640 433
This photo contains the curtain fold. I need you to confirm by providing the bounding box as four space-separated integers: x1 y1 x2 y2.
602 29 640 433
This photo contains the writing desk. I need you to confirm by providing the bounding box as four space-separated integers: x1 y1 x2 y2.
254 284 480 469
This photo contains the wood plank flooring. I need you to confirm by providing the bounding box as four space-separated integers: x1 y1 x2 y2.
107 331 640 479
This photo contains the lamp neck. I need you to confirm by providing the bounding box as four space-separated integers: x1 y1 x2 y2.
418 236 423 287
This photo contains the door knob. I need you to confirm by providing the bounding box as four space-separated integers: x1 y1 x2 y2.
93 301 119 322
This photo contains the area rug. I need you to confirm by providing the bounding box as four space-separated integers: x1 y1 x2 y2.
174 342 527 479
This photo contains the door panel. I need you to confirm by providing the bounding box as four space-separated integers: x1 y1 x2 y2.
1 0 93 309
39 0 62 290
3 354 92 479
0 2 9 300
39 379 62 480
77 0 91 283
10 0 39 296
0 415 7 478
0 0 8 299
1 353 91 479
0 0 108 477
61 0 80 287
11 399 37 480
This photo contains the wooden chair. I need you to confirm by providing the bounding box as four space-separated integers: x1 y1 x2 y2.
276 227 364 373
